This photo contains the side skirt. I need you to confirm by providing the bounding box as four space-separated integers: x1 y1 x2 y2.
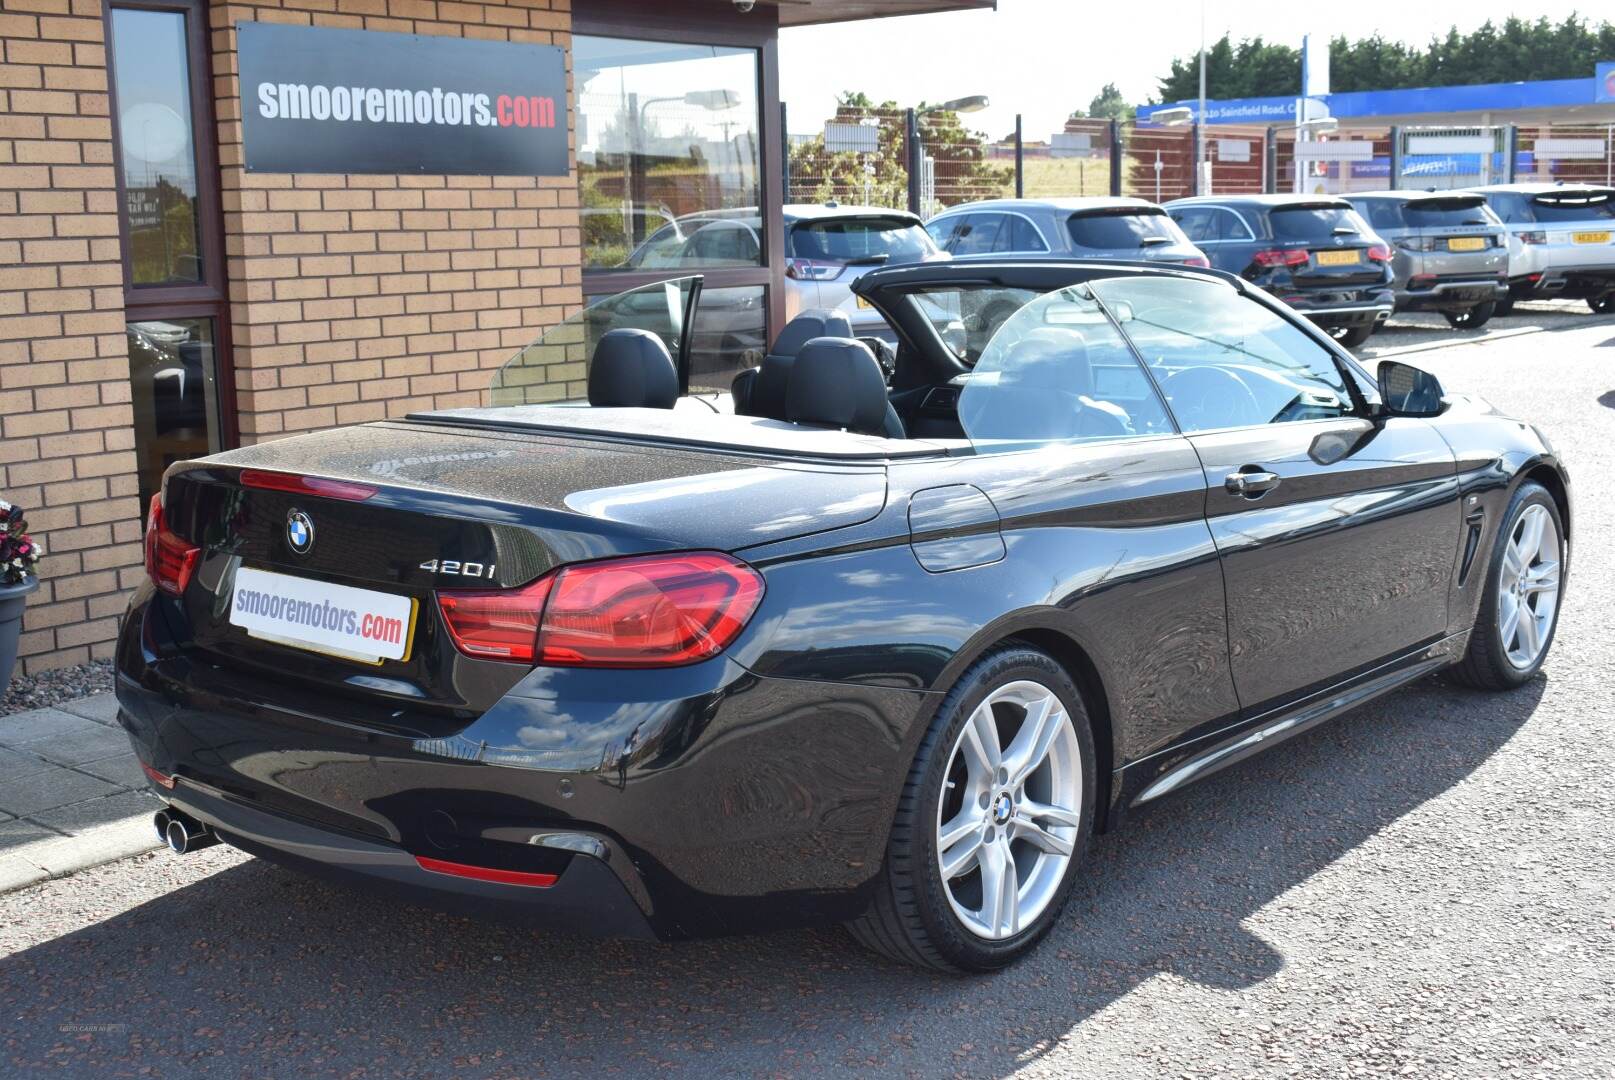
1115 631 1470 812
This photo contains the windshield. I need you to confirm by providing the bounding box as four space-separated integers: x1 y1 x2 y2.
790 217 937 265
906 284 1042 366
1066 208 1183 250
1269 205 1370 241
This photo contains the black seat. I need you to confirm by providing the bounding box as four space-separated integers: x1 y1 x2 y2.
733 309 854 418
588 328 678 409
784 338 905 439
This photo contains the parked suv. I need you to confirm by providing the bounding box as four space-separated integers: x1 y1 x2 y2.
925 197 1208 267
1166 195 1395 347
783 204 945 341
1464 183 1615 313
622 203 944 345
1343 191 1509 329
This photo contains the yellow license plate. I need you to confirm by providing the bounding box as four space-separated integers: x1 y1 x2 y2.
855 295 873 309
1316 250 1360 266
1573 231 1612 244
1447 237 1486 252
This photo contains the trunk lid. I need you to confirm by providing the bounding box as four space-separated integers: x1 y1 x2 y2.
159 419 887 717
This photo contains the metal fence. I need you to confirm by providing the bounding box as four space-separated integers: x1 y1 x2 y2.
784 104 1615 221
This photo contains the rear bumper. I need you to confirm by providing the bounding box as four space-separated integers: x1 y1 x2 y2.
1294 300 1394 329
152 770 658 939
115 587 933 940
1511 266 1615 300
1394 278 1508 311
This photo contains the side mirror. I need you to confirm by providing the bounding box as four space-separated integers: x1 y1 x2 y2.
1376 360 1445 418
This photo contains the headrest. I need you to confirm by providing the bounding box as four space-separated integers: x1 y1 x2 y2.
748 352 797 420
785 338 890 436
771 309 854 358
587 328 678 409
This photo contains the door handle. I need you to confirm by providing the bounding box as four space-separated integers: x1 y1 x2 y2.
1225 468 1281 498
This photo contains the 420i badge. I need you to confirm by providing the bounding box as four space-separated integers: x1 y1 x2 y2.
117 258 1568 972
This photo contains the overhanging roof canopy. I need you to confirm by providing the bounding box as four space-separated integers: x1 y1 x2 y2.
763 0 995 28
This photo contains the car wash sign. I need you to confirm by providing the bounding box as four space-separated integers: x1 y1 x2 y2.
238 23 567 176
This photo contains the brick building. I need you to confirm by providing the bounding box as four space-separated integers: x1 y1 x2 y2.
0 0 986 674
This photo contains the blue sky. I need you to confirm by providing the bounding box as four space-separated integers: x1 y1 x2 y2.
779 0 1596 143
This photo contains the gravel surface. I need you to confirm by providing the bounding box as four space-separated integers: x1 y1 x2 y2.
0 659 113 716
2 315 1612 1078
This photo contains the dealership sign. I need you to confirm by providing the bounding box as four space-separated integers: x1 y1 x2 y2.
237 23 567 176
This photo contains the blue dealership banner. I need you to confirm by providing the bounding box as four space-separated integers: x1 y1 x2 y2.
1598 62 1615 104
238 23 568 175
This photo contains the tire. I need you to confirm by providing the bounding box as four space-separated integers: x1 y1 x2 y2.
1444 301 1495 330
846 645 1097 972
1332 323 1375 348
1494 298 1515 317
1590 295 1615 314
1451 481 1566 691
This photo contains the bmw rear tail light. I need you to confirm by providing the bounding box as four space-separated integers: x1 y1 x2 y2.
437 552 764 668
436 575 554 663
785 257 845 281
1182 255 1211 268
1366 243 1393 264
1252 248 1309 269
144 494 200 596
1519 231 1547 245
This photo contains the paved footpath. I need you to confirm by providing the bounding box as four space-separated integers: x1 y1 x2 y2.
0 693 157 893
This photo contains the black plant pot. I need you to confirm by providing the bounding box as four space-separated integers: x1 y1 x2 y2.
0 577 39 695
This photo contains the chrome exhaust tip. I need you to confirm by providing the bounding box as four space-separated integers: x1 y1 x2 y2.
153 810 172 844
161 809 219 855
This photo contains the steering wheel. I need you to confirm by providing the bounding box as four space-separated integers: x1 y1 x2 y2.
1160 366 1265 430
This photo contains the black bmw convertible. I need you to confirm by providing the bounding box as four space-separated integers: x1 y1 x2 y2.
117 258 1569 972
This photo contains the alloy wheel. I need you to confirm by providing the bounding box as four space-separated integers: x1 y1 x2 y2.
1497 503 1561 670
934 680 1081 941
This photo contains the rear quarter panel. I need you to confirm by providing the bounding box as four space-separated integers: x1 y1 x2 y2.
729 435 1239 771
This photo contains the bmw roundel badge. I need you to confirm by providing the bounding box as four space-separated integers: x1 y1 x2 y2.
287 509 315 555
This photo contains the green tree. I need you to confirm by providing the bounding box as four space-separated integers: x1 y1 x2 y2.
786 91 1011 211
1086 83 1132 122
1156 17 1615 100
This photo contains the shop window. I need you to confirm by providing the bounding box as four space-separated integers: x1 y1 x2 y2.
107 0 231 513
576 36 762 270
110 8 204 287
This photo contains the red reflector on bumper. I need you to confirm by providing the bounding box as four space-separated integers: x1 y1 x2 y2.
140 761 176 789
414 855 558 888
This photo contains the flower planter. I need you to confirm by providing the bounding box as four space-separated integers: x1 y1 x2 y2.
0 576 39 695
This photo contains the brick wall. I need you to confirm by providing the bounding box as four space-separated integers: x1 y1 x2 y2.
210 0 581 443
0 0 579 675
0 0 143 675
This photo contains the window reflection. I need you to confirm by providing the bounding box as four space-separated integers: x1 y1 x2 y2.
128 319 219 508
576 36 761 270
687 285 765 395
110 8 202 286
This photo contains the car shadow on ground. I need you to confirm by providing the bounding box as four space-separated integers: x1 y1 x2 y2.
0 674 1545 1077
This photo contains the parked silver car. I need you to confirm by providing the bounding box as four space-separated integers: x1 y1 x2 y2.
1464 183 1615 314
924 197 1208 267
1344 191 1509 329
